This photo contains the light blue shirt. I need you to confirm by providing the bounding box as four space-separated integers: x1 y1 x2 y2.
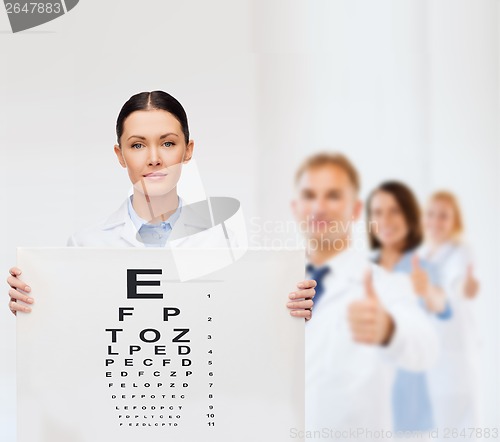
390 251 438 432
127 195 182 247
372 249 450 432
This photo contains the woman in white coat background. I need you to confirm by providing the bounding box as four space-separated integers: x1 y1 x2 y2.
419 191 481 437
7 90 315 319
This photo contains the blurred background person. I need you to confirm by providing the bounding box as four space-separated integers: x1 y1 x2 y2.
366 181 451 434
293 154 438 441
420 191 480 437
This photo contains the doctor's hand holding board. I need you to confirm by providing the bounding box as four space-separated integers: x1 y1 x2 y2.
6 90 315 320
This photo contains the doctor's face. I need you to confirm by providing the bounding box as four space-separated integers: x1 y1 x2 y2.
369 191 408 250
292 164 361 243
114 109 194 197
424 199 456 244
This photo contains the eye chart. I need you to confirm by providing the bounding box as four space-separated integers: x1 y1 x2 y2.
16 248 305 442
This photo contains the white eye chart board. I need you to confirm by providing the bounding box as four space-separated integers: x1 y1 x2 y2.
16 248 305 442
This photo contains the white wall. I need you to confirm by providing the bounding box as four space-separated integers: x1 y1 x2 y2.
250 0 500 426
1 0 498 440
426 0 500 426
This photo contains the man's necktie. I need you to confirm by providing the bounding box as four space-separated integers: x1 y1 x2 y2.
306 264 331 306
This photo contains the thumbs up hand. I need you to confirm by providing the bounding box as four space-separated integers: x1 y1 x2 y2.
463 264 480 299
410 254 449 313
410 255 430 297
348 269 395 346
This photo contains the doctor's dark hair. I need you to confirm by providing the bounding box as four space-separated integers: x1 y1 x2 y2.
366 181 423 252
116 91 190 145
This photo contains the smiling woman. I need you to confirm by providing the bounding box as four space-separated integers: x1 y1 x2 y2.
366 181 451 434
6 90 316 319
113 91 194 228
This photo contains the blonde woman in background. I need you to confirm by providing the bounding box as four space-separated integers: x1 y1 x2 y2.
419 191 480 437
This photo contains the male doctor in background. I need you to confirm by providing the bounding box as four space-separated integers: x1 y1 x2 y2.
292 153 438 440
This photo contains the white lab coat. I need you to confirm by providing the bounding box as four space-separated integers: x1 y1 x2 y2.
67 197 214 247
66 196 246 281
305 248 439 441
419 242 480 435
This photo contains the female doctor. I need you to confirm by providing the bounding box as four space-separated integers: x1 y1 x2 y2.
7 90 315 318
366 181 451 433
419 191 480 434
